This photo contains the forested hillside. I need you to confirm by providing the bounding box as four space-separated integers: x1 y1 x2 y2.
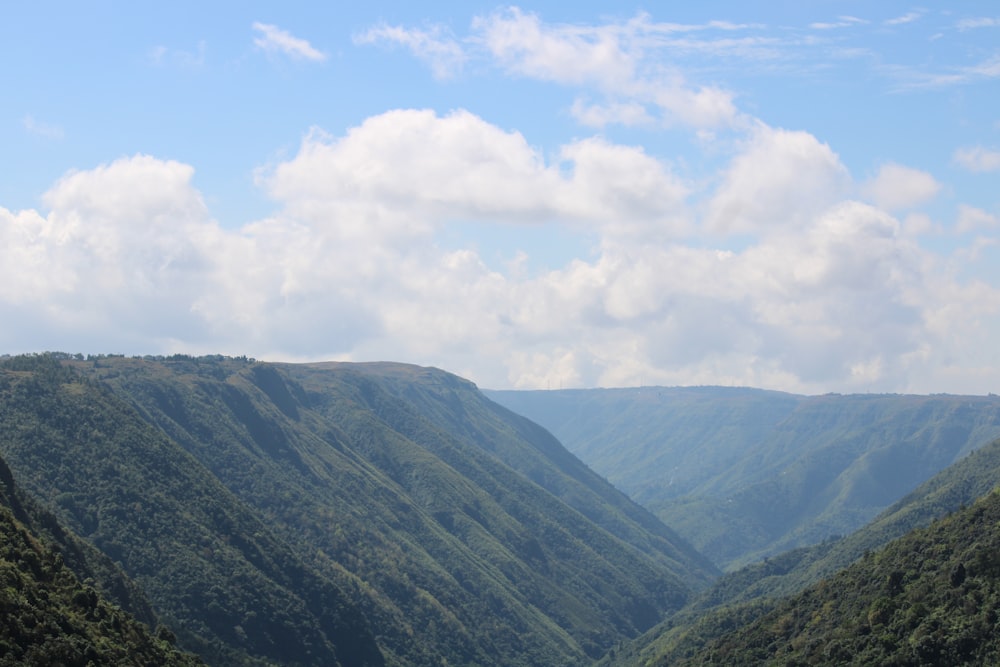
0 354 715 666
0 450 202 665
488 387 1000 569
605 437 1000 666
675 487 1000 665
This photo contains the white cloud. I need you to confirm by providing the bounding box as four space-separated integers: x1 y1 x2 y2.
861 163 941 211
252 22 326 62
481 200 941 391
147 41 205 68
354 23 466 79
259 109 689 239
0 155 218 349
953 146 1000 172
470 8 740 129
885 11 923 26
3 114 1000 394
956 205 1000 233
475 7 635 87
886 54 1000 91
570 99 653 128
809 17 868 30
957 17 1000 30
22 115 64 140
706 124 850 233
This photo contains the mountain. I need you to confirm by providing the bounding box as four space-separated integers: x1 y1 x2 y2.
0 449 202 666
487 387 1000 569
0 354 383 667
604 437 1000 666
0 354 716 666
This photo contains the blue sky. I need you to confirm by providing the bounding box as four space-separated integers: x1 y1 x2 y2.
2 2 999 393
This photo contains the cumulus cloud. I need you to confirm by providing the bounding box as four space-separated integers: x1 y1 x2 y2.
0 155 217 350
252 22 326 62
3 113 1000 394
259 108 689 239
953 146 1000 172
480 200 936 390
861 163 941 211
706 124 850 233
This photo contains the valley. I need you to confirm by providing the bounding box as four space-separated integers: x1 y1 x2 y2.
2 353 999 665
488 387 1000 570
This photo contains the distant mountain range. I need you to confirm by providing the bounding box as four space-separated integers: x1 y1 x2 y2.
487 387 1000 569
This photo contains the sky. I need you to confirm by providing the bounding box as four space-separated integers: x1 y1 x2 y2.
2 2 1000 394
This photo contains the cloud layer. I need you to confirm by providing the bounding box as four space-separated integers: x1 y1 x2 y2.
2 107 997 394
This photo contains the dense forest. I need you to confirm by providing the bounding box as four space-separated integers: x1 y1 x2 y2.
0 353 714 665
0 449 202 665
604 436 1000 666
2 352 1000 665
676 488 1000 665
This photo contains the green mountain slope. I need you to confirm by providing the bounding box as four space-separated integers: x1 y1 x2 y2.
290 362 717 587
677 486 1000 665
0 354 715 666
0 355 383 667
0 451 202 666
606 438 1000 666
487 387 1000 569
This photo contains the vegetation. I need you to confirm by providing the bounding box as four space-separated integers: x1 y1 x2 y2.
0 354 383 666
604 437 1000 666
0 354 715 666
9 352 1000 666
675 487 1000 665
0 450 202 666
488 387 1000 570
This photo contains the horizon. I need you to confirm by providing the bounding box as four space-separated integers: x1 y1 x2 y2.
11 350 1000 399
3 2 999 394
